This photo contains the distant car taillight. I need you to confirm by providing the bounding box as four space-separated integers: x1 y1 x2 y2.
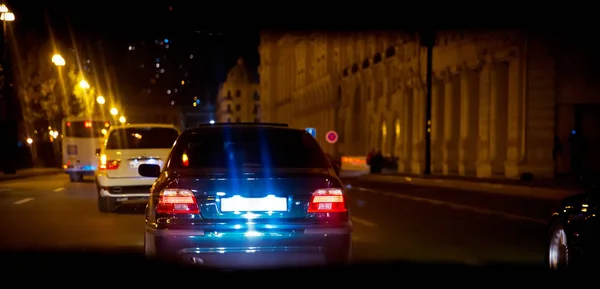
307 188 347 213
156 189 199 214
99 154 120 170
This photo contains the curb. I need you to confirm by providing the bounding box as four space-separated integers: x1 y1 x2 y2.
356 174 581 201
0 170 64 182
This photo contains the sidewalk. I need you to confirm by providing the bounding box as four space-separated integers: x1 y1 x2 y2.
354 171 584 201
0 168 64 182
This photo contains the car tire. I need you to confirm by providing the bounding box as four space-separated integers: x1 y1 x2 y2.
97 195 116 213
69 173 83 182
547 221 581 270
144 232 157 258
326 239 352 266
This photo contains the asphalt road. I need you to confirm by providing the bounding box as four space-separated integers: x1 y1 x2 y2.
0 174 559 266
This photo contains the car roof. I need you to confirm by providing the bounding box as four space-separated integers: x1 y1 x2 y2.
109 123 179 131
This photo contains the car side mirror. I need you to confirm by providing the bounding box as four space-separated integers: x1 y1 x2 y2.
138 164 161 178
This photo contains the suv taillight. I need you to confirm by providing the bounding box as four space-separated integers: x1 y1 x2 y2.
156 189 199 214
307 188 347 213
99 154 120 170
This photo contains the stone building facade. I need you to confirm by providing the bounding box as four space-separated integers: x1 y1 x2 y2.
258 31 600 179
216 58 261 123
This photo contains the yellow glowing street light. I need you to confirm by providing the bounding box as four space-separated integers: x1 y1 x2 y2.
79 80 90 89
52 54 65 66
110 107 118 116
26 137 33 144
96 96 106 104
0 5 8 13
119 116 126 124
1 12 14 22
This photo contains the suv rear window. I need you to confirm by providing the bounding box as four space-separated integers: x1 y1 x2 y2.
106 127 179 150
170 127 329 169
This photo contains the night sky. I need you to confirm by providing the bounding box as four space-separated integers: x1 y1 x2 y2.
7 0 260 93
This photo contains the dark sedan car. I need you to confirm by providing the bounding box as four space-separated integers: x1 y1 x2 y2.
139 123 352 269
547 180 599 269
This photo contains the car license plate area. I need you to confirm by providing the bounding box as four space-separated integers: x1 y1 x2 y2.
220 195 287 212
129 158 162 169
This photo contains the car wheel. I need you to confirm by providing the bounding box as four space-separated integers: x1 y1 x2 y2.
69 173 83 182
548 223 570 270
144 232 157 258
97 195 116 213
327 239 352 266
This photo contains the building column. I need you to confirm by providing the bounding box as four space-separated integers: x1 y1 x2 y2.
504 55 523 178
476 56 493 178
489 61 510 175
430 79 444 173
442 72 460 175
458 68 480 176
398 86 413 173
411 86 426 174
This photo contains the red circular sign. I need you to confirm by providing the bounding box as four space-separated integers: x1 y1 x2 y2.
325 131 338 144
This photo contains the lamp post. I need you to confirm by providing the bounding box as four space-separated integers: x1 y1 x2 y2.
0 4 16 173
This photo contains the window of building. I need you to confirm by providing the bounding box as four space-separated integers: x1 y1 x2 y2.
254 117 260 123
253 104 258 113
236 118 241 122
226 104 232 112
227 118 231 123
227 90 231 97
235 90 241 97
253 92 260 100
236 104 241 111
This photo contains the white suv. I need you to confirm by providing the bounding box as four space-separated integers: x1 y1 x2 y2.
95 123 180 212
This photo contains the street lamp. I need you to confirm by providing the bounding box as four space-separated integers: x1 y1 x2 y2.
79 80 90 89
119 116 126 124
26 137 33 144
52 54 65 66
0 12 13 21
110 107 118 116
96 96 105 104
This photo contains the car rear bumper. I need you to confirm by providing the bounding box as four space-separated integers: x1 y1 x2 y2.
144 223 352 268
65 168 96 175
96 173 156 186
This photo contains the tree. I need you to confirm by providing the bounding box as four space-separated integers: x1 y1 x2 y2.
16 40 90 128
15 36 95 167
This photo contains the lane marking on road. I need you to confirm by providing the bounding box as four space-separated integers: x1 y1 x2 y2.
351 216 377 227
53 187 65 192
353 187 546 225
14 198 35 205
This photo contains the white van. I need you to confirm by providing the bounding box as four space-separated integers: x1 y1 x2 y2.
62 117 112 182
95 123 180 212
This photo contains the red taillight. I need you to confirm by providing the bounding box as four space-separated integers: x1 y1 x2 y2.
104 121 110 127
156 189 199 214
307 188 347 213
66 122 71 127
182 152 189 167
99 154 120 170
84 121 92 128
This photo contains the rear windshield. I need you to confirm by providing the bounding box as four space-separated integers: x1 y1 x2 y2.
169 127 329 169
65 121 109 138
106 127 179 150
